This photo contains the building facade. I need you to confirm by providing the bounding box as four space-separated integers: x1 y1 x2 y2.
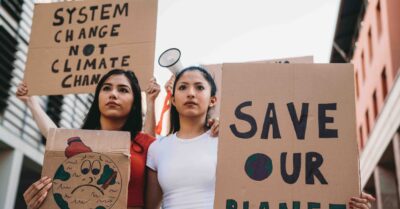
331 0 400 208
0 0 92 208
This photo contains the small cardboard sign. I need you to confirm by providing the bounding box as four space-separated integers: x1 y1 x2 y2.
214 63 360 209
25 0 158 95
41 128 131 209
204 56 314 119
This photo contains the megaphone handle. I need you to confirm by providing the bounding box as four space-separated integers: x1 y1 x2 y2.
155 91 172 135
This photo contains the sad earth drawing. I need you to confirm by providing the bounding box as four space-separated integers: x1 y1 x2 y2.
52 137 122 209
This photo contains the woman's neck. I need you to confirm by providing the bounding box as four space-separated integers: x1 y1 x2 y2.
100 116 126 131
176 115 207 139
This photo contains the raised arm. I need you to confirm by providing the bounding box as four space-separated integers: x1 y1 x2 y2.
16 82 57 138
143 78 160 137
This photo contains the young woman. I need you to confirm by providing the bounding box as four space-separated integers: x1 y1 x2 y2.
17 69 160 209
145 66 218 209
144 66 375 209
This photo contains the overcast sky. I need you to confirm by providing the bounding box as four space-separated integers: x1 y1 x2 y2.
154 0 340 81
151 0 342 119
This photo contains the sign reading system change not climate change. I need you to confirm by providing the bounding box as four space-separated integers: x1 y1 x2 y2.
25 0 157 95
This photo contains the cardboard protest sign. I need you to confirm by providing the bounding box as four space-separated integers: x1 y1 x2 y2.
251 55 314 64
204 56 313 119
214 63 360 209
41 128 130 209
25 0 157 95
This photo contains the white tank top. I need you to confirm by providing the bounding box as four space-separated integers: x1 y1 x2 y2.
147 131 218 209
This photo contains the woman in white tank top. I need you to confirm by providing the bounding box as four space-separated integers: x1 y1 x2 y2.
145 66 375 209
146 66 218 209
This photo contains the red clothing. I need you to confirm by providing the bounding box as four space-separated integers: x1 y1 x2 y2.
127 132 155 207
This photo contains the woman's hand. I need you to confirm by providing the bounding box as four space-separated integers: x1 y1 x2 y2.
164 75 175 93
16 82 31 104
144 78 160 136
23 176 52 209
349 192 375 209
208 117 219 137
146 77 161 103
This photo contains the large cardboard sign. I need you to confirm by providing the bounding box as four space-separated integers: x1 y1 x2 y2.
214 64 360 209
250 56 313 64
205 56 313 119
25 0 158 95
41 128 130 209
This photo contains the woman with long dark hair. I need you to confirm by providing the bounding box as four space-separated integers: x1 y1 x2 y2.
17 69 160 209
144 66 375 209
145 66 218 209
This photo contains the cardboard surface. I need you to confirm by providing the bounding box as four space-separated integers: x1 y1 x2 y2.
204 56 313 119
25 0 158 95
250 55 314 64
214 63 360 208
41 128 131 209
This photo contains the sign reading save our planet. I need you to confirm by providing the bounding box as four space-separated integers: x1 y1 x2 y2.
214 63 360 209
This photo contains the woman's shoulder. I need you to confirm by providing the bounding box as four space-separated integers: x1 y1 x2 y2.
157 133 175 141
148 134 175 148
204 130 218 141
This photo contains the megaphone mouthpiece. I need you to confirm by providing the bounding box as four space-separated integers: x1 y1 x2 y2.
158 48 183 74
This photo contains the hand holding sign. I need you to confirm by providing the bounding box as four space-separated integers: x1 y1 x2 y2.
23 176 52 209
16 82 30 104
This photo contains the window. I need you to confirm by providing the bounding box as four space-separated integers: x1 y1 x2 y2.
46 95 64 126
381 67 388 100
372 90 378 119
355 71 360 98
376 1 382 37
368 28 373 62
0 26 17 115
0 0 24 22
365 110 370 136
359 126 364 148
41 95 64 144
361 52 366 81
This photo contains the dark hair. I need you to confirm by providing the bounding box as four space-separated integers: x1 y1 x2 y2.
81 69 143 151
168 66 217 135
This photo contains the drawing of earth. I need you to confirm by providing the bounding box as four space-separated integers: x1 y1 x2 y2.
52 152 122 209
244 153 273 181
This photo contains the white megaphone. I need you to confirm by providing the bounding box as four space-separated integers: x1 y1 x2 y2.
158 48 183 74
